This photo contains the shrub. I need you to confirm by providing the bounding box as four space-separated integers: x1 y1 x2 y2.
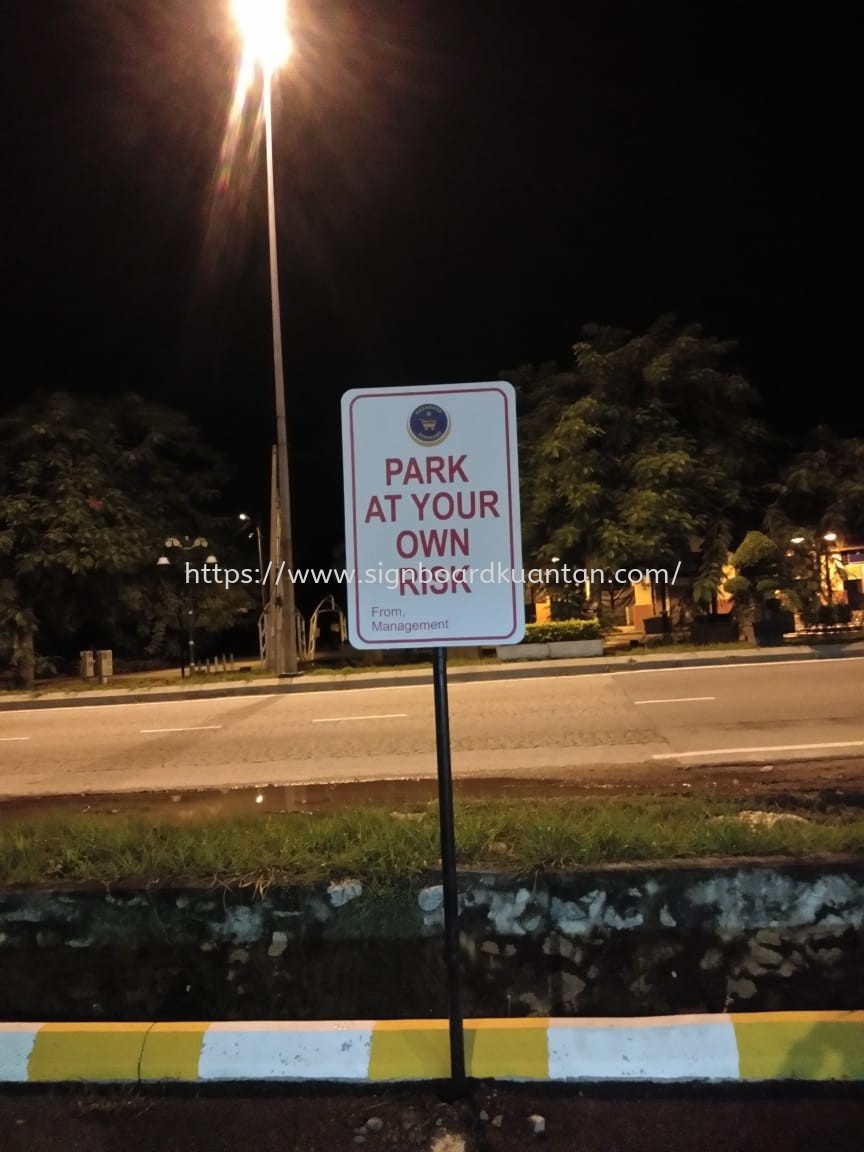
816 603 853 626
523 618 602 643
549 598 586 622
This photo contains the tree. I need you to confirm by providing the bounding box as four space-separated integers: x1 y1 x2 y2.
509 315 764 615
506 360 583 564
723 530 797 626
0 392 228 686
767 428 864 544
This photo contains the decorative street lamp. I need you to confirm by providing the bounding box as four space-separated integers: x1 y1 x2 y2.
821 532 838 605
231 0 298 677
238 513 266 604
789 530 841 609
157 536 218 675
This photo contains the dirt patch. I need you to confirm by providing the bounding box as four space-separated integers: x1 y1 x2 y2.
563 757 864 803
1 1085 863 1152
1 758 862 825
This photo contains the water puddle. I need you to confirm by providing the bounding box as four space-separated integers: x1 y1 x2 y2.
2 763 860 823
0 777 611 823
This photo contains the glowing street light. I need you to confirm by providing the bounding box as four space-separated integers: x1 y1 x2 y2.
231 0 298 676
232 0 292 78
789 531 841 606
239 512 267 613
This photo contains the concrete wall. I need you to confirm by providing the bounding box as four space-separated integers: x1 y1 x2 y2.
1 862 862 1021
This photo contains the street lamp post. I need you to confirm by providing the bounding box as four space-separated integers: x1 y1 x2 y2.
239 512 269 666
790 530 839 613
232 0 298 677
238 513 266 610
822 532 838 606
157 536 218 676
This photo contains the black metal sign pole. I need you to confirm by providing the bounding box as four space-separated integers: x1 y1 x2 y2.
432 645 466 1094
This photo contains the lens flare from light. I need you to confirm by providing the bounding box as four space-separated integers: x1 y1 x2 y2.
232 0 293 78
199 2 292 289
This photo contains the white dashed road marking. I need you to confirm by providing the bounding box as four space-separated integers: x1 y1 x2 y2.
312 714 408 724
635 696 716 705
139 726 223 734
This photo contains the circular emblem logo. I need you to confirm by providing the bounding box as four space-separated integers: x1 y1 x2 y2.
408 403 450 447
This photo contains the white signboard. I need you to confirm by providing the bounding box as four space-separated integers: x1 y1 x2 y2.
341 382 524 648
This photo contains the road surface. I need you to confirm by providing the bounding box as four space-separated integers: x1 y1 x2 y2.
0 658 862 798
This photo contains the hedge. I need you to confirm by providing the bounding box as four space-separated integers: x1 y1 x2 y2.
523 618 602 643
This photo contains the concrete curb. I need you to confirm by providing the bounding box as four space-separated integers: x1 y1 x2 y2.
2 1013 863 1083
1 646 863 712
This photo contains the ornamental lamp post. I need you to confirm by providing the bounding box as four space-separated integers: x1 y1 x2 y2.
157 536 217 675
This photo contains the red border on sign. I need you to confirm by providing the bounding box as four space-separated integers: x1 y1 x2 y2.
347 386 520 645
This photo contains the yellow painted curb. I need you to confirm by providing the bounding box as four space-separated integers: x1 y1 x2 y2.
5 1013 864 1084
466 1019 549 1080
368 1018 550 1081
733 1011 864 1081
28 1023 150 1082
368 1020 450 1081
139 1023 207 1081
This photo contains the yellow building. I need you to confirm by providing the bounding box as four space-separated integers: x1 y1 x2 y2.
528 540 863 632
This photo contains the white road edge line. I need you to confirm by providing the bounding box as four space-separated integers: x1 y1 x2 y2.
614 657 855 676
4 696 279 716
306 685 423 696
0 737 30 742
635 696 716 705
455 675 612 687
139 726 223 734
312 714 408 723
653 739 864 760
455 657 856 687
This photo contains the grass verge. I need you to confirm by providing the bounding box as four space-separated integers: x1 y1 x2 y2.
4 669 267 697
304 655 501 676
1 797 862 889
7 657 498 694
604 641 754 656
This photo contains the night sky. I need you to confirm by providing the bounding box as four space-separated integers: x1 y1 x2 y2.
2 0 860 568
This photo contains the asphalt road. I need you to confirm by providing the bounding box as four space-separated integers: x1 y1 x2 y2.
1 657 862 799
